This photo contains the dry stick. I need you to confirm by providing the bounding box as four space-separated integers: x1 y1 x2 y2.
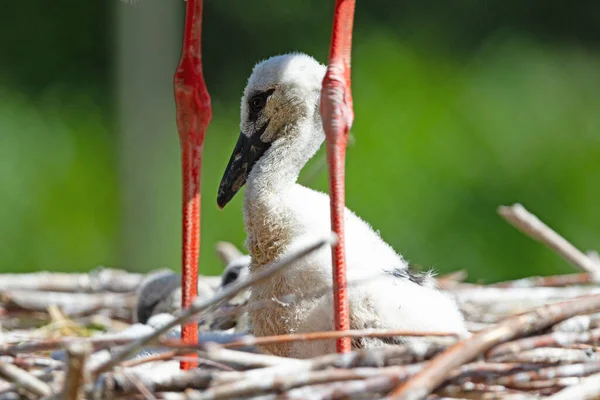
96 368 216 397
3 356 63 370
160 336 448 370
99 352 297 397
498 203 600 275
388 293 600 400
3 290 135 316
120 351 181 368
0 361 53 397
218 329 456 349
62 342 92 400
588 250 600 266
121 368 158 400
202 345 302 369
453 286 600 305
434 383 531 400
321 367 423 400
435 270 469 290
318 363 534 398
213 340 453 387
0 269 143 293
298 377 404 400
567 343 597 350
47 305 77 337
92 234 335 375
504 378 576 391
1 334 136 355
488 327 600 358
495 362 600 386
553 313 600 333
491 347 599 365
547 371 600 400
449 362 539 384
122 350 235 372
168 364 425 400
491 273 593 288
0 370 57 397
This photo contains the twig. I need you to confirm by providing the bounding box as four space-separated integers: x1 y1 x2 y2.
0 361 53 397
1 334 134 355
220 329 457 349
435 270 469 290
490 273 594 288
546 371 600 400
453 286 600 305
4 356 63 370
448 362 539 384
498 204 600 275
0 268 143 293
122 368 158 400
588 251 600 266
504 377 576 391
202 345 303 369
320 376 406 400
47 305 77 337
488 328 600 357
3 290 135 316
92 234 335 374
63 342 92 400
94 368 216 397
121 351 181 368
388 293 600 400
495 362 600 386
214 341 453 386
158 339 451 373
490 347 599 364
183 364 424 400
122 350 235 371
553 313 600 333
435 383 531 399
94 368 216 398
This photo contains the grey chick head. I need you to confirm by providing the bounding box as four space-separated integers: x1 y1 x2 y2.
221 255 251 287
135 270 215 324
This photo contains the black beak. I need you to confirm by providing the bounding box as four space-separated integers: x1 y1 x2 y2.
217 124 271 209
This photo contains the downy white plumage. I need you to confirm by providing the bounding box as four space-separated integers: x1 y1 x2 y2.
217 53 467 358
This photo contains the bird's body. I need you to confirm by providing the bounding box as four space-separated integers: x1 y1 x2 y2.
218 53 466 358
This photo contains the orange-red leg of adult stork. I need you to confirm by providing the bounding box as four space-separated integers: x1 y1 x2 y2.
320 0 356 353
174 0 211 370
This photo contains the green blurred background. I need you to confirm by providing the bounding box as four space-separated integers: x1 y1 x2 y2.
1 1 598 282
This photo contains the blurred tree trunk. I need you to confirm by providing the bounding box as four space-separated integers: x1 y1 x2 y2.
115 0 181 271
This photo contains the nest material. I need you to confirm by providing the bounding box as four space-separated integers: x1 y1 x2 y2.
0 203 599 400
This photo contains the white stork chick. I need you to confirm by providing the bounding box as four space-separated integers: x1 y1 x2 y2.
217 53 467 358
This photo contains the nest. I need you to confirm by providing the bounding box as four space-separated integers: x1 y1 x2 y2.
1 203 599 400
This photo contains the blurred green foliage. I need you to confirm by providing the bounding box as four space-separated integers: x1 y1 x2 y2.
0 1 598 282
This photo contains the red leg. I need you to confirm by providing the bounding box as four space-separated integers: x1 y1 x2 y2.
174 0 211 370
320 0 356 353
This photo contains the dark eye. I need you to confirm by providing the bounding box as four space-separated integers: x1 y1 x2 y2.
222 270 239 287
250 95 267 113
